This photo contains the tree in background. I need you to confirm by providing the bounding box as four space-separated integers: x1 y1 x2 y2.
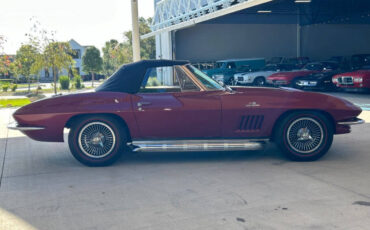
124 17 155 60
14 44 40 92
0 35 11 77
0 55 13 78
82 46 102 87
102 17 155 77
102 39 120 76
43 42 74 94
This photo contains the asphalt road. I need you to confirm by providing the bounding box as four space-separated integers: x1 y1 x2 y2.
0 92 370 230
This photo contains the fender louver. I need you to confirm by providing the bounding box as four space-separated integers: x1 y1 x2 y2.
239 115 264 131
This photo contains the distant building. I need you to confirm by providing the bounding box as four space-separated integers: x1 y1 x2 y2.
3 39 93 82
39 39 90 81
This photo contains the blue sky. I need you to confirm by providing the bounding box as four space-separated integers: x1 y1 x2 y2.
0 0 154 54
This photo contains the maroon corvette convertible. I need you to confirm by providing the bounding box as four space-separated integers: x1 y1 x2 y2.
9 60 364 166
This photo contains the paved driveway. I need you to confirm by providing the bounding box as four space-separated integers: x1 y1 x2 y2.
0 93 370 230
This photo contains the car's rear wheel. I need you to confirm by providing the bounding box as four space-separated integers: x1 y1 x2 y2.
68 116 127 166
275 112 333 161
253 77 266 86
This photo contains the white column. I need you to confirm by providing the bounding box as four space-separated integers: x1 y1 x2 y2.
156 32 173 85
131 0 141 61
296 9 301 57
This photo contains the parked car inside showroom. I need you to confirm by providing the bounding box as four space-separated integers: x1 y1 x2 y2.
332 68 370 92
202 58 265 84
8 60 363 166
267 61 340 87
350 54 370 70
293 70 342 91
233 63 297 86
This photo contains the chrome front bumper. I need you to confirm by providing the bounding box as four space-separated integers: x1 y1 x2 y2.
337 118 365 125
7 121 45 131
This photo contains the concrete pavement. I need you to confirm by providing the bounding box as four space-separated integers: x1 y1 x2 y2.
0 94 370 230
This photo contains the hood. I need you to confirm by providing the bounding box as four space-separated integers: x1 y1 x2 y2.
268 70 314 80
232 85 361 119
297 73 332 81
334 70 370 78
231 85 302 94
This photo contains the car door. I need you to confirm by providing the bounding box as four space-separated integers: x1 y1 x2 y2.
131 66 222 139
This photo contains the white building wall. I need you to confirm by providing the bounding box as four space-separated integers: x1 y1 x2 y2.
156 32 173 85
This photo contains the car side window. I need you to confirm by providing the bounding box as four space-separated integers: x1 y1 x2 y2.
139 66 199 93
175 67 200 92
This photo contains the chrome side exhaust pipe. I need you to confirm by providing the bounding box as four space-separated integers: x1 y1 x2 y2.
129 139 268 152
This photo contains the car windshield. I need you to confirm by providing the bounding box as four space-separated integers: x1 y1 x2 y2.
186 65 225 91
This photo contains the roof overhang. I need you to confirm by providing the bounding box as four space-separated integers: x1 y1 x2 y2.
141 0 273 39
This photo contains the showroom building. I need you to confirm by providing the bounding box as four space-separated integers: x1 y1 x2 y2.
143 0 370 63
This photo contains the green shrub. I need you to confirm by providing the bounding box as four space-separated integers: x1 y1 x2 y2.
11 84 17 92
2 84 9 92
147 77 160 87
73 75 82 89
0 79 13 85
59 76 70 90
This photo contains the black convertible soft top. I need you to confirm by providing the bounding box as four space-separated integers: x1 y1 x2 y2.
96 59 189 94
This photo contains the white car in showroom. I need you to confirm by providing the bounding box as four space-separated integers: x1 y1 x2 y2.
233 64 297 86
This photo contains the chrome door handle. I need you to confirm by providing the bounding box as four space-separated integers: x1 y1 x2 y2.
137 101 151 107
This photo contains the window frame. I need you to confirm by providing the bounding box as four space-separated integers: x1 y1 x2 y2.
138 65 203 94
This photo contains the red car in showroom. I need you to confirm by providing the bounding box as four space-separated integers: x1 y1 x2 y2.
267 62 339 87
332 69 370 92
8 60 363 166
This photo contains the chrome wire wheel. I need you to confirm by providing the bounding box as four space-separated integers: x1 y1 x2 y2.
78 122 116 159
286 117 324 154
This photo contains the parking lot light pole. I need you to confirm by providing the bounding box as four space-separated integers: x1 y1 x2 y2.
131 0 141 62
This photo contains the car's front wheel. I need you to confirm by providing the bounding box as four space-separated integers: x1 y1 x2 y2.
275 112 333 161
68 116 127 166
253 77 266 86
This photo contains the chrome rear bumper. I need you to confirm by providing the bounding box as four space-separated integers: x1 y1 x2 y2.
7 121 45 131
337 118 365 125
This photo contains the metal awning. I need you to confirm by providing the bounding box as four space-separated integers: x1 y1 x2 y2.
141 0 273 39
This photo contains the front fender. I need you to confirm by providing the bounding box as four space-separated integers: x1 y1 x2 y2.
13 92 138 142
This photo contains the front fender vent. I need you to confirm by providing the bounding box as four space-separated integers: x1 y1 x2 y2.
239 115 264 131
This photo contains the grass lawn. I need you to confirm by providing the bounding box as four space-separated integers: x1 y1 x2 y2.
0 86 94 96
0 98 31 108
